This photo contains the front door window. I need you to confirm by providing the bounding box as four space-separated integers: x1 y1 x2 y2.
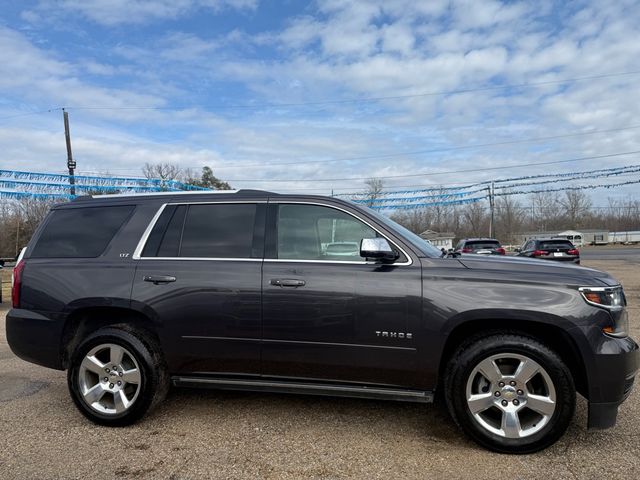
277 204 377 261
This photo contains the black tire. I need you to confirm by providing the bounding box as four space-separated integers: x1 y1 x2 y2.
444 333 575 453
67 327 169 426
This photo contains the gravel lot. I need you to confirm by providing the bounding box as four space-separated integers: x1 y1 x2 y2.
0 260 639 479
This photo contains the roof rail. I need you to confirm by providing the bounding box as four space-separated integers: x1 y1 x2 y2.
90 189 255 199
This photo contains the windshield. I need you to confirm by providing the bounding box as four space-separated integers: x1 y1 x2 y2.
362 206 443 257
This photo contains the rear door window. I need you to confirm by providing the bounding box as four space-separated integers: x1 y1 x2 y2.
142 203 260 259
31 205 134 258
141 205 187 257
180 204 257 258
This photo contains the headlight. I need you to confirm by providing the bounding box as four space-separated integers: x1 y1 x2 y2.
579 286 628 337
579 286 626 309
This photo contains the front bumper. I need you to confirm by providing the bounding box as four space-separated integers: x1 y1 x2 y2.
6 308 65 370
583 333 639 429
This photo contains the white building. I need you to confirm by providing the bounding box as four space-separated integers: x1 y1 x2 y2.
419 230 455 250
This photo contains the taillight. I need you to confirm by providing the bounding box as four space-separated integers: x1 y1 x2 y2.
495 247 506 255
462 247 473 253
567 249 579 256
532 250 548 257
11 259 25 308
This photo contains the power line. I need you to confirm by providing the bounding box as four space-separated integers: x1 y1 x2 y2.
62 70 640 111
71 121 640 174
350 167 640 203
282 168 640 195
199 124 640 169
495 178 640 197
223 150 640 183
0 108 63 122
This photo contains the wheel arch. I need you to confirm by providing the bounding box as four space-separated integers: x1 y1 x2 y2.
438 318 588 398
60 306 162 370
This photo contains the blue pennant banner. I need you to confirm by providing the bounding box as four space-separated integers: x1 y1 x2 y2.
351 186 489 204
0 190 75 200
494 178 640 196
368 196 487 210
0 169 209 191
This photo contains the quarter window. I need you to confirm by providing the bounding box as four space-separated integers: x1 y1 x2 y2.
31 205 134 258
277 204 377 261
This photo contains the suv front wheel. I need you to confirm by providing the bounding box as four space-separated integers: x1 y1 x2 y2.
445 333 575 453
67 327 168 426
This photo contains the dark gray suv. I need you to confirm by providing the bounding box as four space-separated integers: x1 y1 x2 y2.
6 190 638 453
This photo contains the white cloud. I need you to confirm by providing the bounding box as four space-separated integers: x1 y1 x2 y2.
0 26 166 119
3 0 640 200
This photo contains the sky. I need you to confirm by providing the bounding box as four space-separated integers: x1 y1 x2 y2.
1 0 640 203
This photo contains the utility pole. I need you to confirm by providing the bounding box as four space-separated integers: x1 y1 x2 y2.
488 182 495 238
63 108 76 195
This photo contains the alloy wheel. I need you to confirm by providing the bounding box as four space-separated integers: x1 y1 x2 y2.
78 343 142 415
465 353 557 438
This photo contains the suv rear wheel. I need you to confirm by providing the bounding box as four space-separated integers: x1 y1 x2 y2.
445 333 575 453
67 327 168 426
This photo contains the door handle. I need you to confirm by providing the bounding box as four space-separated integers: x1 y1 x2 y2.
143 275 176 285
270 278 306 287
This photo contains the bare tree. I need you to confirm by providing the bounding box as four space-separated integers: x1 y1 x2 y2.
0 198 58 257
529 191 562 231
390 208 432 234
142 163 182 190
495 194 523 245
462 201 488 237
363 178 384 207
560 190 592 227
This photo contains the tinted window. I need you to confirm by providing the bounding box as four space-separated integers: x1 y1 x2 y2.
277 204 376 261
465 240 501 250
31 205 134 258
142 205 187 257
538 240 574 249
180 204 257 258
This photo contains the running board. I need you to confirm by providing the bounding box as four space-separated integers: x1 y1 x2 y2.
172 376 433 403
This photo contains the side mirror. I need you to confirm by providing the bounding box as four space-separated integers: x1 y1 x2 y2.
360 238 398 263
514 248 521 253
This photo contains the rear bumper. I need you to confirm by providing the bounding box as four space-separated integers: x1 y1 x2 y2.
584 334 639 429
6 308 65 370
541 257 580 263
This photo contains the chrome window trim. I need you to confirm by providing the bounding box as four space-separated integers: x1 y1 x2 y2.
166 200 267 206
132 203 168 259
133 199 414 266
139 257 262 262
270 200 413 266
92 190 240 198
264 258 383 265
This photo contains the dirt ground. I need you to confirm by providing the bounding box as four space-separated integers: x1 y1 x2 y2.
0 260 639 479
